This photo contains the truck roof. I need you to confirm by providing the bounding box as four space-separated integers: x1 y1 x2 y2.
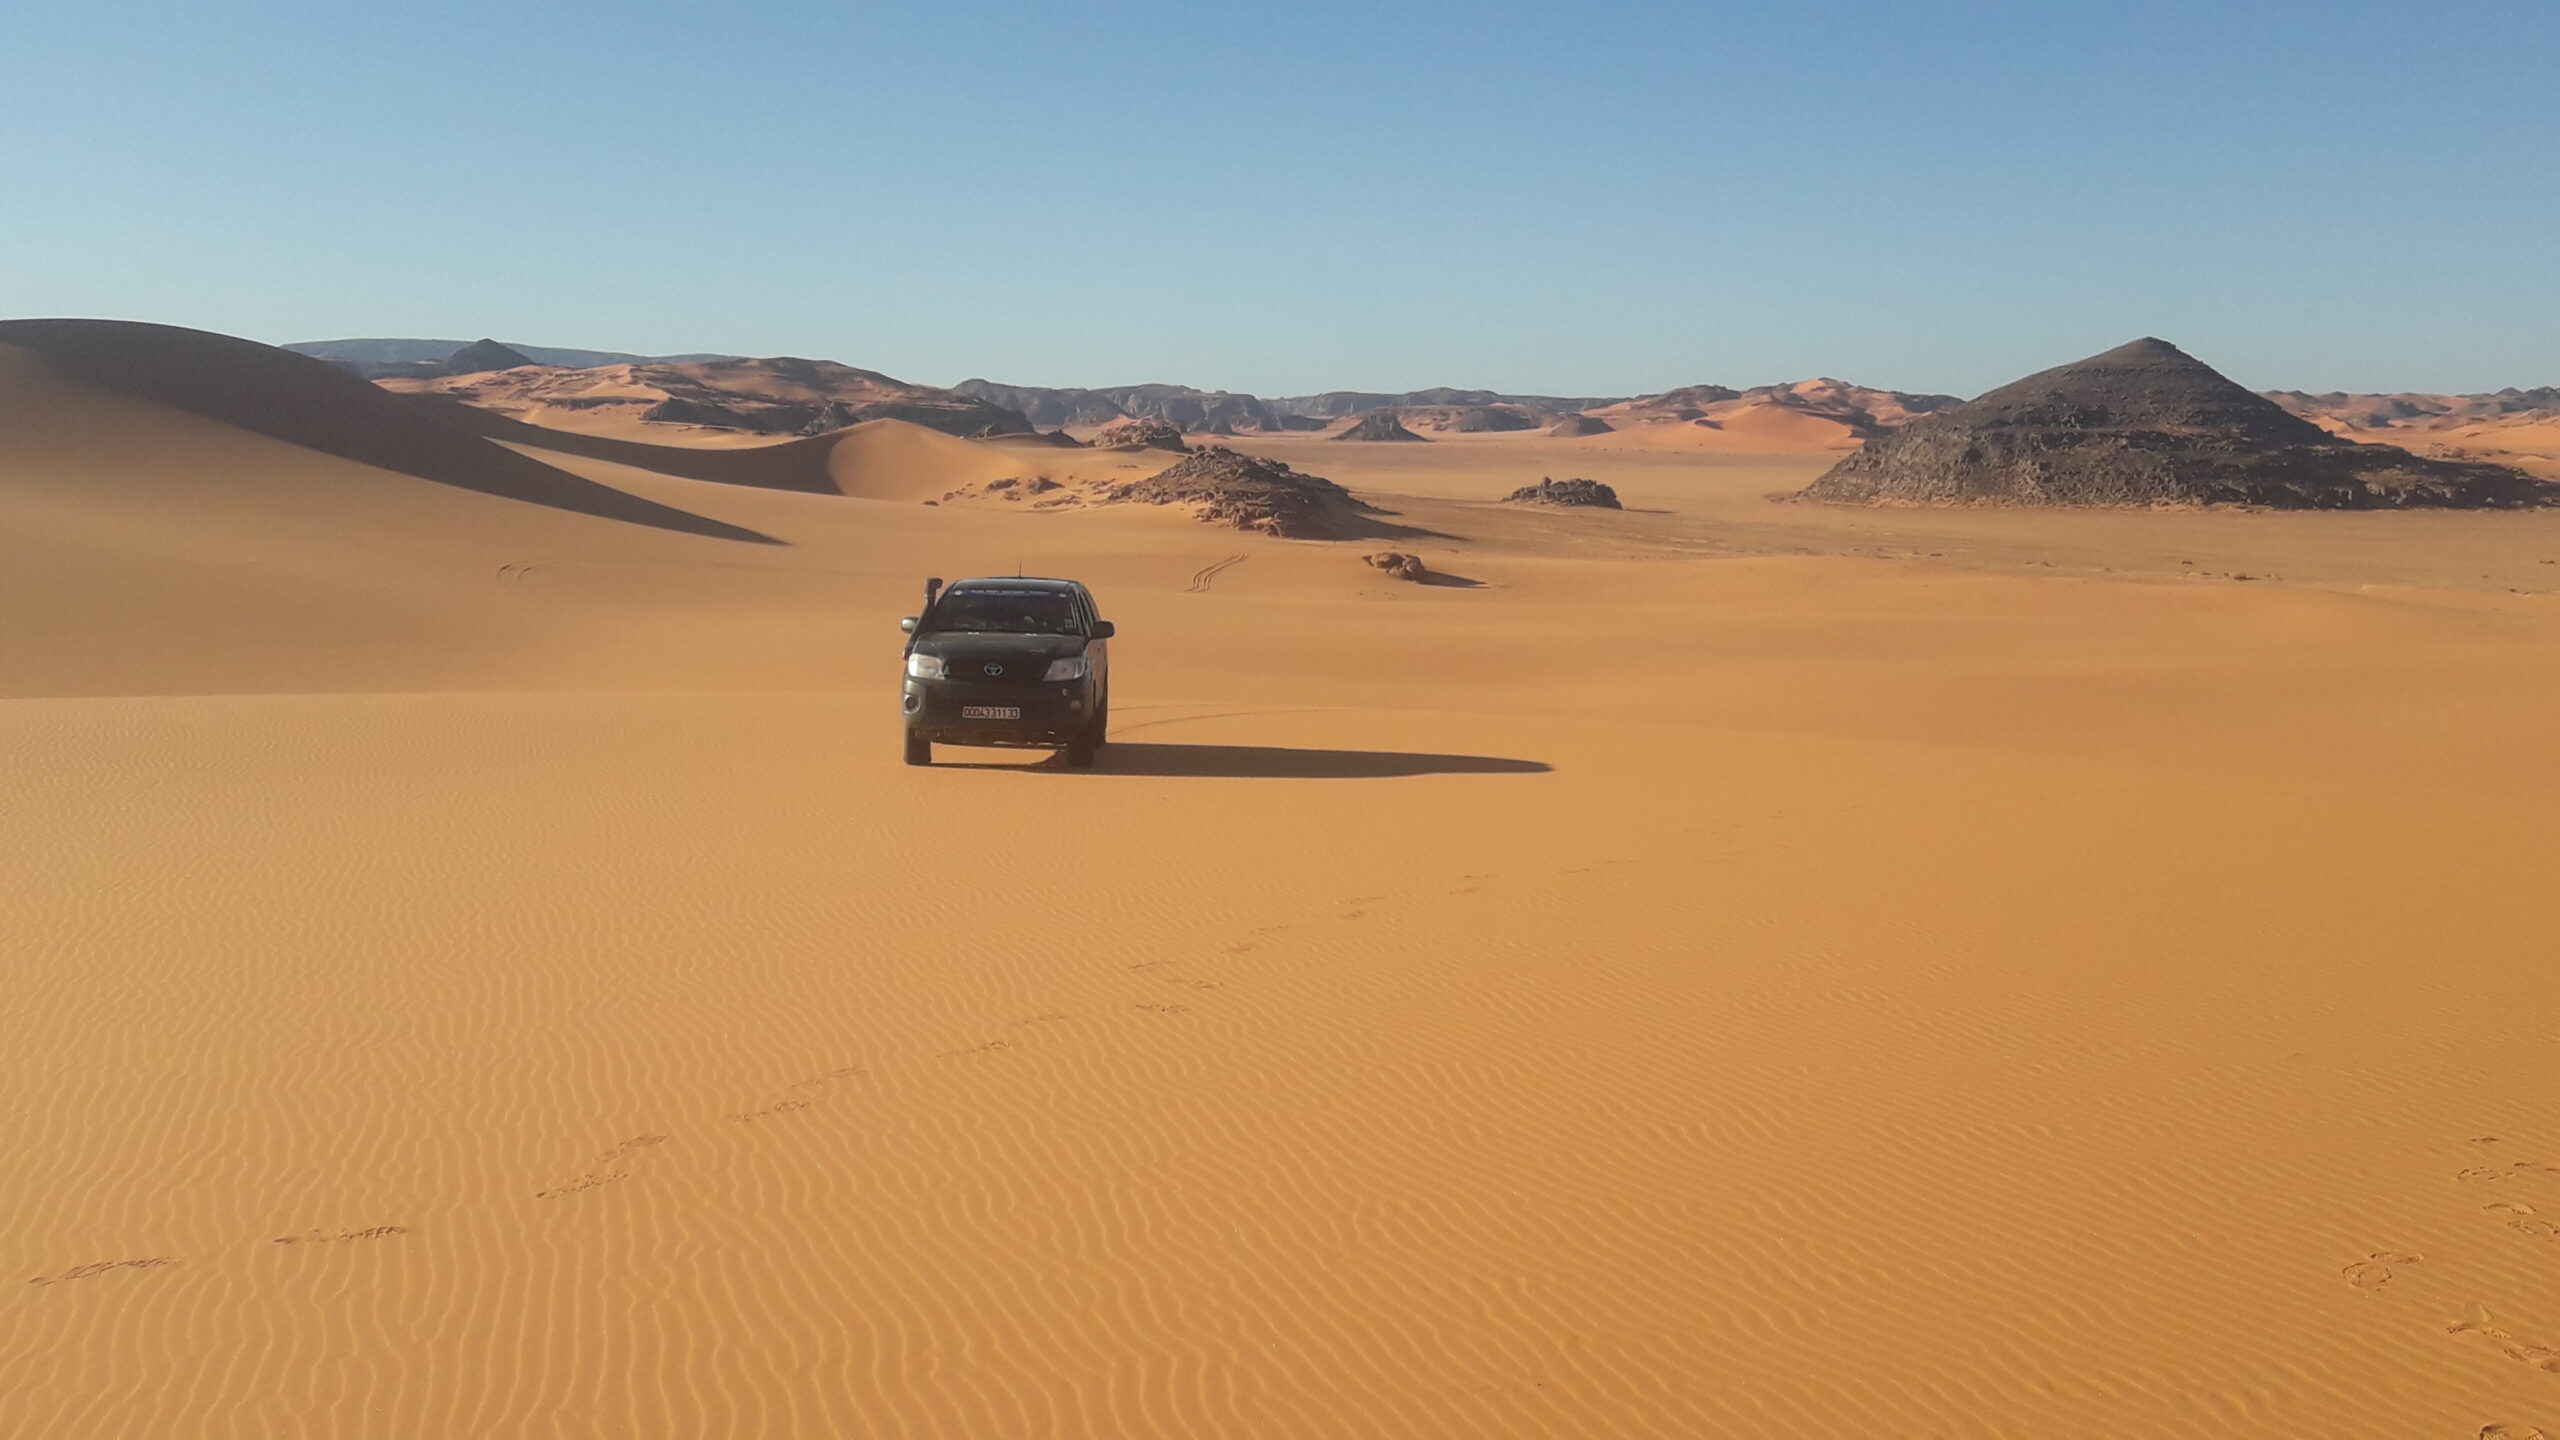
944 576 1083 594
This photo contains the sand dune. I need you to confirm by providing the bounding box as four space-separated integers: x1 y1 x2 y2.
0 320 769 542
6 325 2560 1439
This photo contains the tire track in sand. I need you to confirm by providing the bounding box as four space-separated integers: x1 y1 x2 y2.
1184 554 1246 593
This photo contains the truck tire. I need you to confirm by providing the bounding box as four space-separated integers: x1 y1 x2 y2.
1062 728 1097 769
904 730 932 767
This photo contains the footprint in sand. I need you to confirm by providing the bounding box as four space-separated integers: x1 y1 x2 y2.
2449 1319 2560 1373
2478 1426 2547 1439
594 1135 669 1162
2462 1161 2560 1184
2509 1217 2560 1241
535 1171 628 1201
937 1039 1014 1059
272 1225 407 1245
28 1257 176 1286
2342 1251 2420 1290
726 1098 810 1124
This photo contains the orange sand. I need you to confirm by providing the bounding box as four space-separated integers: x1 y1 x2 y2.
4 325 2559 1439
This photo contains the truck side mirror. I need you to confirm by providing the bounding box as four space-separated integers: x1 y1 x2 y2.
1089 620 1115 640
900 616 918 634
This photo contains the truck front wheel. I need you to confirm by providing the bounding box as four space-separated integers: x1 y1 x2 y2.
904 730 932 767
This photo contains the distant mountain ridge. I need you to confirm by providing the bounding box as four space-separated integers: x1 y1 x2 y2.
1271 387 1630 419
950 380 1299 432
2265 387 2560 429
385 357 1033 439
286 337 739 377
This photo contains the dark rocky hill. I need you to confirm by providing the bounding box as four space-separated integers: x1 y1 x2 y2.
1099 446 1374 538
441 338 537 376
1801 339 2551 509
1335 411 1429 443
1504 477 1621 508
1090 417 1189 451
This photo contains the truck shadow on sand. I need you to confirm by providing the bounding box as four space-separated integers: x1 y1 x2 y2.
948 743 1551 778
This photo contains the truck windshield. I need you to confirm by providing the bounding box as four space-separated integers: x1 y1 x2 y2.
927 591 1082 636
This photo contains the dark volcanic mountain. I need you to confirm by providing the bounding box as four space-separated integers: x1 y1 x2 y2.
1801 339 2551 509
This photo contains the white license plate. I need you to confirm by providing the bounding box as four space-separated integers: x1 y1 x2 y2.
960 706 1022 720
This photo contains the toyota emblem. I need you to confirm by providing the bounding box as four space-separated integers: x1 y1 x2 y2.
982 662 1004 676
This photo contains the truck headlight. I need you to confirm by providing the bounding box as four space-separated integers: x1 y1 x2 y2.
1042 656 1089 682
906 652 946 680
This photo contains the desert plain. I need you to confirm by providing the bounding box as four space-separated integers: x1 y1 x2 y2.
4 323 2560 1439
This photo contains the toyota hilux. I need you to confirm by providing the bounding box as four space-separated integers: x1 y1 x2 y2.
900 576 1113 767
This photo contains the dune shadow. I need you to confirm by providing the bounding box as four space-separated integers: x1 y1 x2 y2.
1341 510 1461 544
935 742 1550 778
0 319 780 544
1413 569 1485 588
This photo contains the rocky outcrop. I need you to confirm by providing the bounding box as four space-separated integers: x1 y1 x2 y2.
1363 552 1429 581
1099 446 1373 538
1090 417 1190 452
1801 339 2552 509
1334 411 1428 443
1548 414 1614 437
1504 477 1621 508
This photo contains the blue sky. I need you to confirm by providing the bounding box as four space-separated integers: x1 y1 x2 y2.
3 1 2553 396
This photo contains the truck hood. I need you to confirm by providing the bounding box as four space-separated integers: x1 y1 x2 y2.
911 632 1089 667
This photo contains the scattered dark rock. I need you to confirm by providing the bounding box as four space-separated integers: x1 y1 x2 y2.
1504 476 1621 508
1091 417 1190 452
1801 338 2554 509
1549 414 1614 437
1335 410 1429 442
1364 552 1429 581
1099 446 1374 538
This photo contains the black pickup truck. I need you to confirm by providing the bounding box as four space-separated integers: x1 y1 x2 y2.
900 576 1114 767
